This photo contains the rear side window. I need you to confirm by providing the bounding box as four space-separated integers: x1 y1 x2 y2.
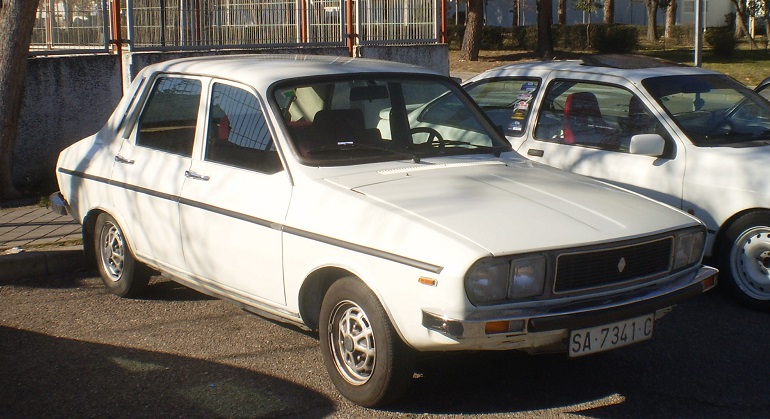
205 83 282 174
136 77 202 157
465 78 540 137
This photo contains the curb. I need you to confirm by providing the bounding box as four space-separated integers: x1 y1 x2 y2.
0 246 86 282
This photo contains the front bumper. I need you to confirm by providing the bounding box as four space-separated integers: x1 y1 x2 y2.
422 265 718 344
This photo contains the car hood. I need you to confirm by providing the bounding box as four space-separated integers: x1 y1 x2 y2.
325 159 698 255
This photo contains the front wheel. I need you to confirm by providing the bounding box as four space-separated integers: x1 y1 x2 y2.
319 276 415 407
717 210 770 309
94 213 152 298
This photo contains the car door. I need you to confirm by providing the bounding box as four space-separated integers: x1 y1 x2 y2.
475 77 687 210
178 80 290 305
756 77 770 102
111 75 201 271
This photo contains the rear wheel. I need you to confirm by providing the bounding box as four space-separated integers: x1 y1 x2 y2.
717 211 770 309
94 213 151 298
319 276 415 407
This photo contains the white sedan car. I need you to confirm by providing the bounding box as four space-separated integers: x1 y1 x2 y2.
466 55 770 309
51 55 716 407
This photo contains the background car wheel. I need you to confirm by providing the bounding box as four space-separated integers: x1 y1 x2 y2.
717 210 770 309
94 213 151 298
319 276 415 407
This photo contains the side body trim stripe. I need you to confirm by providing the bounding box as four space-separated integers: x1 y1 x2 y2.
59 167 444 274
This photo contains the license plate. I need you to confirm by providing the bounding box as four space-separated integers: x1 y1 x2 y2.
568 314 654 357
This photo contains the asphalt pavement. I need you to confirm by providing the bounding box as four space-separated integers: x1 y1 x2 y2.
0 198 85 281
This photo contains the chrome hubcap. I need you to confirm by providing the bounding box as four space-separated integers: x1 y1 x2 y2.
99 221 125 282
732 227 770 300
329 300 375 385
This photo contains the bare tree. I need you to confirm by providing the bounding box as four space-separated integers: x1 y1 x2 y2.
645 0 659 41
512 0 519 26
663 0 676 38
731 0 757 48
460 0 484 61
558 0 567 25
0 0 40 200
535 0 554 58
604 0 615 25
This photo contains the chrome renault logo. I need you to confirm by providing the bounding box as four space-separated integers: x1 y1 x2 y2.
618 257 627 273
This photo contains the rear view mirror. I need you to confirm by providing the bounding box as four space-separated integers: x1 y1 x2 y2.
629 134 665 157
350 85 389 101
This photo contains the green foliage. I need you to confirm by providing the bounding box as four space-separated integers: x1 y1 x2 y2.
593 25 640 53
705 26 738 57
480 26 506 50
446 25 509 50
573 0 602 15
447 24 647 53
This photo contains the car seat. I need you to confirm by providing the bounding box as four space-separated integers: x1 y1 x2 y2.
562 92 605 144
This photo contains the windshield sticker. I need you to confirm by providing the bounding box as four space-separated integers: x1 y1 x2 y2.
508 120 523 131
521 82 538 92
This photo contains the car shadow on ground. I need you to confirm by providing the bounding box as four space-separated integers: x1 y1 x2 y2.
0 326 334 418
387 291 770 417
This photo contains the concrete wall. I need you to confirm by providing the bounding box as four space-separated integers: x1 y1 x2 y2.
17 54 123 193
15 44 449 193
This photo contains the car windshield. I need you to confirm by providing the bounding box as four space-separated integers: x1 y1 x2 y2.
643 74 770 147
272 75 511 165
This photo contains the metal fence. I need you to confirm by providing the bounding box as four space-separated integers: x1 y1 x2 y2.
31 0 110 52
30 0 440 54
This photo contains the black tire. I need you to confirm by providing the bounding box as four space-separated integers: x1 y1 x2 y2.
319 276 415 407
94 213 151 298
716 210 770 310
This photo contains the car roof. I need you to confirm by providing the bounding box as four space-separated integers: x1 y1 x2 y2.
473 54 722 83
138 54 441 87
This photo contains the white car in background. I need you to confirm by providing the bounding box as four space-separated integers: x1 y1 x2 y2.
50 55 716 407
465 55 770 309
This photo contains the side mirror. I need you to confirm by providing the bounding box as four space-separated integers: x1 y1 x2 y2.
629 134 665 157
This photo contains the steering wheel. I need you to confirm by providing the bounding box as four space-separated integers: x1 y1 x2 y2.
410 127 445 148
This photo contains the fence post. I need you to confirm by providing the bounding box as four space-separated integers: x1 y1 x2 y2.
108 0 126 92
346 0 356 56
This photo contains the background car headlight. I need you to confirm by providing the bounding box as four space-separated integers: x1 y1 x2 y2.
673 229 706 270
466 256 547 306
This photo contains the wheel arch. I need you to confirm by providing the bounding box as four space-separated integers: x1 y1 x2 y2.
714 207 770 254
82 207 147 270
298 266 354 331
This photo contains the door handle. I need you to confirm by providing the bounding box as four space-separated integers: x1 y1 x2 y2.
185 170 210 181
114 155 135 164
527 149 544 157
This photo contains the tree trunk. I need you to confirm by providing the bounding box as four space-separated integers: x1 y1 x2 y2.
460 0 484 61
535 0 554 59
665 0 676 38
731 0 757 49
0 0 40 200
645 0 659 41
558 0 567 25
734 0 745 38
604 0 615 25
511 0 519 27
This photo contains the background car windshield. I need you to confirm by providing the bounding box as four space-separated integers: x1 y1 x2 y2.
273 77 508 165
643 75 770 146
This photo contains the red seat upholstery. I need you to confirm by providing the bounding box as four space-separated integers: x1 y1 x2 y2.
562 92 604 144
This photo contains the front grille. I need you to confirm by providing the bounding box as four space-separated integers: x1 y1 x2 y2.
554 237 672 293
